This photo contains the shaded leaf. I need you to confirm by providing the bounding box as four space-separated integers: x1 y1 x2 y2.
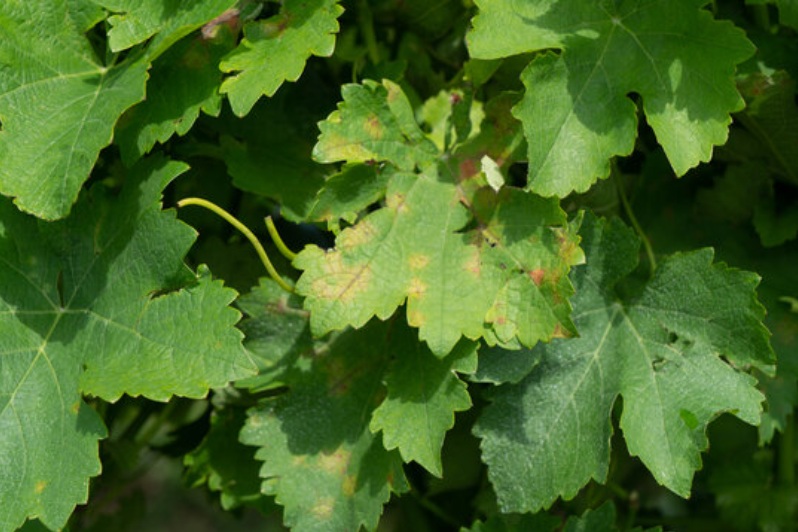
241 319 408 532
475 214 773 513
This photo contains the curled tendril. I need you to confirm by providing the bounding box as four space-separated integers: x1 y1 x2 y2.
176 197 296 293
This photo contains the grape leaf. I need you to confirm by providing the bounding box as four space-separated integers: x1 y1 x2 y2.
219 0 344 116
184 406 272 512
115 26 236 165
307 163 391 231
240 319 408 532
312 79 439 171
0 155 255 531
370 330 477 476
467 0 755 197
93 0 235 59
296 80 582 356
0 0 148 219
475 214 774 513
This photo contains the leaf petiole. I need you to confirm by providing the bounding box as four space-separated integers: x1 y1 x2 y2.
177 197 295 293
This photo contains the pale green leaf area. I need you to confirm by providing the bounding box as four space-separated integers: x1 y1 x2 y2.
93 0 235 59
467 0 755 197
313 79 439 171
0 0 148 220
220 0 344 116
475 214 774 513
370 328 477 476
0 155 254 531
115 26 236 165
297 80 582 356
241 319 409 532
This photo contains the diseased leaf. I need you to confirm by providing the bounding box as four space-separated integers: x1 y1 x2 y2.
475 214 774 513
313 79 439 171
0 0 148 219
93 0 236 58
370 332 477 476
219 0 344 116
467 0 755 196
296 81 582 356
0 155 255 531
240 319 408 532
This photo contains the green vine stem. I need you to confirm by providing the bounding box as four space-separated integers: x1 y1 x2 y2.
176 197 295 293
265 216 298 261
613 169 657 277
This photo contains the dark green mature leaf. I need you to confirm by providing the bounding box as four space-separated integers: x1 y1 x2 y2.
115 25 236 165
93 0 235 59
737 70 798 186
370 332 477 476
220 95 328 222
475 214 774 512
241 319 408 532
467 0 754 197
184 406 270 511
296 80 582 356
0 155 255 531
0 0 148 219
219 0 344 116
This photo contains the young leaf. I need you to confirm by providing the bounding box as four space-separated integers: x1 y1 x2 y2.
467 0 755 197
240 319 408 532
475 214 774 512
219 0 344 116
0 155 255 531
0 0 148 219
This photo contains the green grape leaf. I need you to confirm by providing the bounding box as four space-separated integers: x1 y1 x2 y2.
93 0 236 59
370 333 477 476
467 0 755 197
0 0 148 220
115 26 236 165
307 163 392 230
240 319 408 532
313 79 439 171
775 0 798 30
0 155 255 531
297 81 582 356
475 214 774 513
562 502 661 532
219 0 344 116
737 70 798 186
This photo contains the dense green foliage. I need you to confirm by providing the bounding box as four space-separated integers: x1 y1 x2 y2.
1 1 797 530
